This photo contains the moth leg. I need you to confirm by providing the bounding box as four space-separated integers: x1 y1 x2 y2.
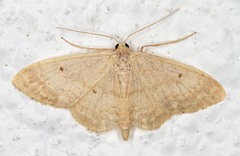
140 32 196 52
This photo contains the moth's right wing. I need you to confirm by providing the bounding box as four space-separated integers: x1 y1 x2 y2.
12 51 115 108
128 51 225 130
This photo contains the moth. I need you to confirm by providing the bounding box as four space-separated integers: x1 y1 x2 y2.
12 8 226 141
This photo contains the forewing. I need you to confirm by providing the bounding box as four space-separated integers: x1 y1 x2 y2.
12 51 114 108
70 67 120 132
130 52 226 129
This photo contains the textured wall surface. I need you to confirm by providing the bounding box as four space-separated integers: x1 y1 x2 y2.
0 0 239 155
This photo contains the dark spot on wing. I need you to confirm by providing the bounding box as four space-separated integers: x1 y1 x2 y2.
59 66 64 72
93 89 97 94
178 73 182 78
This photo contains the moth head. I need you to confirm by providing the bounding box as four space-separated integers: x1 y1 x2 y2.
115 43 129 50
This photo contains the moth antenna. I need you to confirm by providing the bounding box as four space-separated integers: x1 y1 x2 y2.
56 27 120 43
124 8 180 43
60 37 114 51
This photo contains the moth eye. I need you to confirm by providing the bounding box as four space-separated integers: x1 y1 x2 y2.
115 44 119 50
125 43 129 48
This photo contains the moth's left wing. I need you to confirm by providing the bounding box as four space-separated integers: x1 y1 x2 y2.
12 51 115 108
